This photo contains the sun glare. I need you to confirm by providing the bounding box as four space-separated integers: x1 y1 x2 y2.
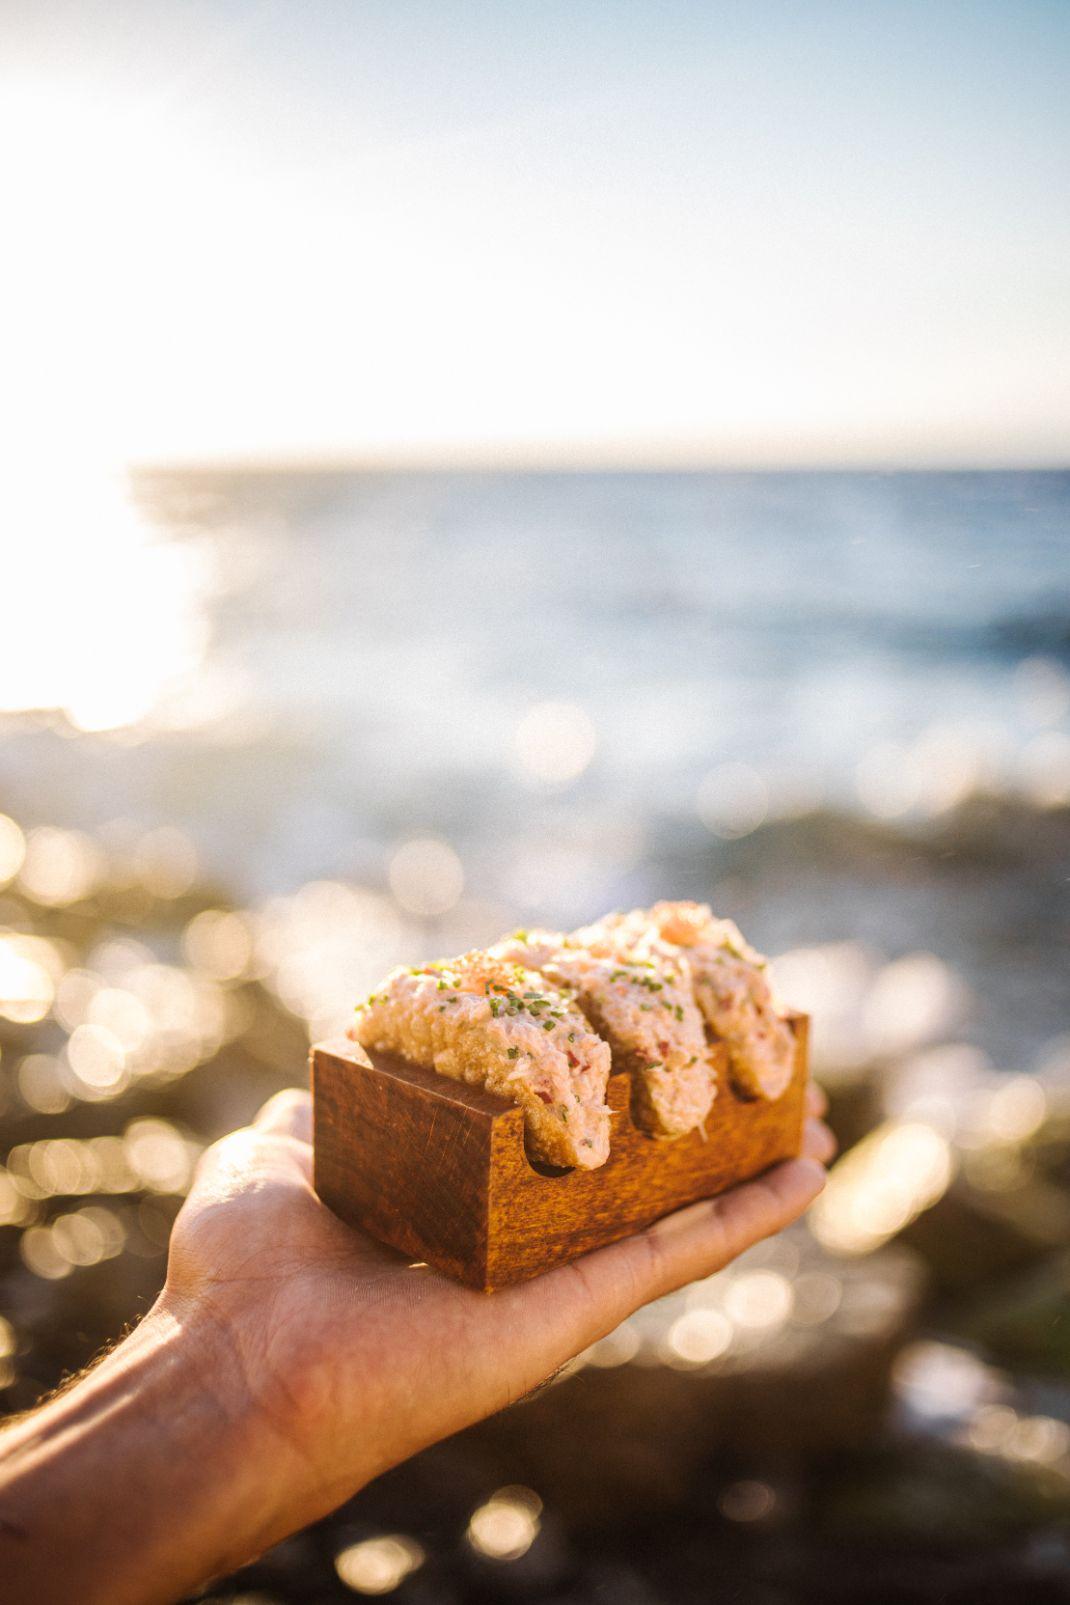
1 466 209 733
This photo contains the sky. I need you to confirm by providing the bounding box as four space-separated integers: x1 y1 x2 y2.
2 0 1069 468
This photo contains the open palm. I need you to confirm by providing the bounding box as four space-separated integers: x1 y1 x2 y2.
164 1085 833 1541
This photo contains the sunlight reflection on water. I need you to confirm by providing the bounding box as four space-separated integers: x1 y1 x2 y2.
2 468 211 733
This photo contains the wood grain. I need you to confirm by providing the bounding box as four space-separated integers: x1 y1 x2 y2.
312 1014 808 1290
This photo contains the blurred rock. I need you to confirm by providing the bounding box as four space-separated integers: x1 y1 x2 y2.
815 1441 1070 1546
900 1177 1070 1295
953 1252 1070 1378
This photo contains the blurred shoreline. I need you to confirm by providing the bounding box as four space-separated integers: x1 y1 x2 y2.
3 467 1068 1063
4 468 1069 897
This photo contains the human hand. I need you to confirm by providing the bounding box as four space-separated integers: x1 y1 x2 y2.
165 1083 834 1537
0 1083 833 1605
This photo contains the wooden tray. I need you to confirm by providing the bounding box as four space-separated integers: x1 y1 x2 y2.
312 1013 808 1291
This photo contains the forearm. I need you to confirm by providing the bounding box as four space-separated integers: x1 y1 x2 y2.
0 1298 300 1605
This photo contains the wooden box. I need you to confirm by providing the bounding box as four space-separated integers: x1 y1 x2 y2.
312 1014 808 1291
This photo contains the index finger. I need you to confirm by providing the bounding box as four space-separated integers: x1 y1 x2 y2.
492 1155 827 1367
596 1155 826 1307
253 1087 313 1143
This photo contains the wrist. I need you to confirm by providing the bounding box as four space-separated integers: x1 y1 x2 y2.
0 1295 305 1605
133 1292 312 1575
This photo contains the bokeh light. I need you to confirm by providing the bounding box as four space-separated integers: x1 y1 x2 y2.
16 1055 71 1115
0 815 26 885
718 1480 777 1523
0 934 62 1025
696 762 769 839
67 1024 127 1095
861 953 963 1057
17 827 104 907
894 1342 998 1422
334 1534 426 1594
811 1121 954 1256
183 910 254 981
256 880 407 1038
724 1271 795 1330
663 1309 733 1367
514 701 596 787
387 838 464 919
467 1487 543 1561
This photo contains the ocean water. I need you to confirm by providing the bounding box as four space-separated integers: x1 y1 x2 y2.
4 469 1069 918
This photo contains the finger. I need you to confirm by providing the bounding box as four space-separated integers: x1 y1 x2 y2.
529 1156 826 1346
253 1087 313 1143
636 1156 826 1296
805 1081 828 1119
802 1116 836 1165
